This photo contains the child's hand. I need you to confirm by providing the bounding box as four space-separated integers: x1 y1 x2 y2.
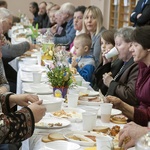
71 58 78 68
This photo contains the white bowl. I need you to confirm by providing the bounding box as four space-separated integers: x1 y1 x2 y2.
22 58 37 65
38 95 64 112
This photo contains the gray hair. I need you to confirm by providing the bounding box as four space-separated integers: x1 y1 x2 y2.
114 27 135 43
0 7 12 21
60 2 75 16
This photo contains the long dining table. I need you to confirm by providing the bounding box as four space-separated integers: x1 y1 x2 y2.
14 56 136 150
9 24 135 150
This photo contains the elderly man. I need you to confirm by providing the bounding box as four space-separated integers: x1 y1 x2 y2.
38 1 49 28
53 2 76 48
0 8 35 93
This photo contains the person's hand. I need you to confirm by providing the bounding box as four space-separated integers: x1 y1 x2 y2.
29 43 36 50
28 102 46 122
9 94 40 107
102 50 113 65
137 13 142 19
119 122 148 150
71 57 78 68
102 72 113 87
105 95 123 109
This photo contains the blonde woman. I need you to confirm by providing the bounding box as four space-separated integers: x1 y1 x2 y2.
82 6 106 67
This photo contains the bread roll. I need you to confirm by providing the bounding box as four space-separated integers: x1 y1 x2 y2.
48 132 65 140
93 126 109 133
41 136 52 143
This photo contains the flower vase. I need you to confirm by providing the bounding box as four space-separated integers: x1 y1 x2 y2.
53 87 68 99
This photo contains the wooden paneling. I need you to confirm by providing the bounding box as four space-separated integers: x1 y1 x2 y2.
109 0 136 29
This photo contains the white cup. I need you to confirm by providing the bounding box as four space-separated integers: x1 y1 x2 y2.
96 135 113 150
67 93 79 108
105 47 118 59
74 76 82 86
83 107 99 126
82 112 97 131
100 103 112 123
33 72 41 83
68 88 79 94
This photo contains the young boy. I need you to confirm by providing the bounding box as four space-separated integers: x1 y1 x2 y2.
71 33 95 83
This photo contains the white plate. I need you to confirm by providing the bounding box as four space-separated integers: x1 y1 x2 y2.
78 100 102 106
21 65 46 72
35 117 70 129
98 108 122 116
43 140 80 150
23 87 53 94
88 91 99 96
52 108 85 122
21 72 48 82
22 83 53 94
64 131 100 147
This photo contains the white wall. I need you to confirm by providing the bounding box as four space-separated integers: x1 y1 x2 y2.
91 0 110 29
7 0 90 18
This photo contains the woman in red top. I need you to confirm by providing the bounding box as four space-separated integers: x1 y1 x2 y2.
106 26 150 126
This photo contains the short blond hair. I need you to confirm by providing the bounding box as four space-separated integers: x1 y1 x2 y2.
75 33 92 50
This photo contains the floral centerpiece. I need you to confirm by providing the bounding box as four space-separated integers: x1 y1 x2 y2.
47 57 73 98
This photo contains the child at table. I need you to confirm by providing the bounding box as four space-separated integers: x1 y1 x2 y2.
70 33 95 83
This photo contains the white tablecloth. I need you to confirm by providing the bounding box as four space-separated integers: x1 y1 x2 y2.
15 56 135 150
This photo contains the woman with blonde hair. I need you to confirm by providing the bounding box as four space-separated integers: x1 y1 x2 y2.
82 6 106 67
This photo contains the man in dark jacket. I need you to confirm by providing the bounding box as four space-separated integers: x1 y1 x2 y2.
38 1 49 28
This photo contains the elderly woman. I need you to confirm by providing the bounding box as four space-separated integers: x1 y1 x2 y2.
53 2 76 46
106 26 150 127
101 27 139 106
82 6 106 67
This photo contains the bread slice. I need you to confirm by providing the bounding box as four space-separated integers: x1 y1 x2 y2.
41 136 52 143
93 126 109 133
48 132 65 141
111 115 127 124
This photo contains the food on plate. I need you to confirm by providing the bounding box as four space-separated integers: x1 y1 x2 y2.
48 132 65 140
53 109 72 118
93 126 109 133
113 134 125 150
93 125 121 137
35 122 62 127
41 136 52 143
109 125 120 136
110 115 127 124
69 134 95 143
79 96 101 102
52 109 81 119
79 93 89 97
16 33 26 38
